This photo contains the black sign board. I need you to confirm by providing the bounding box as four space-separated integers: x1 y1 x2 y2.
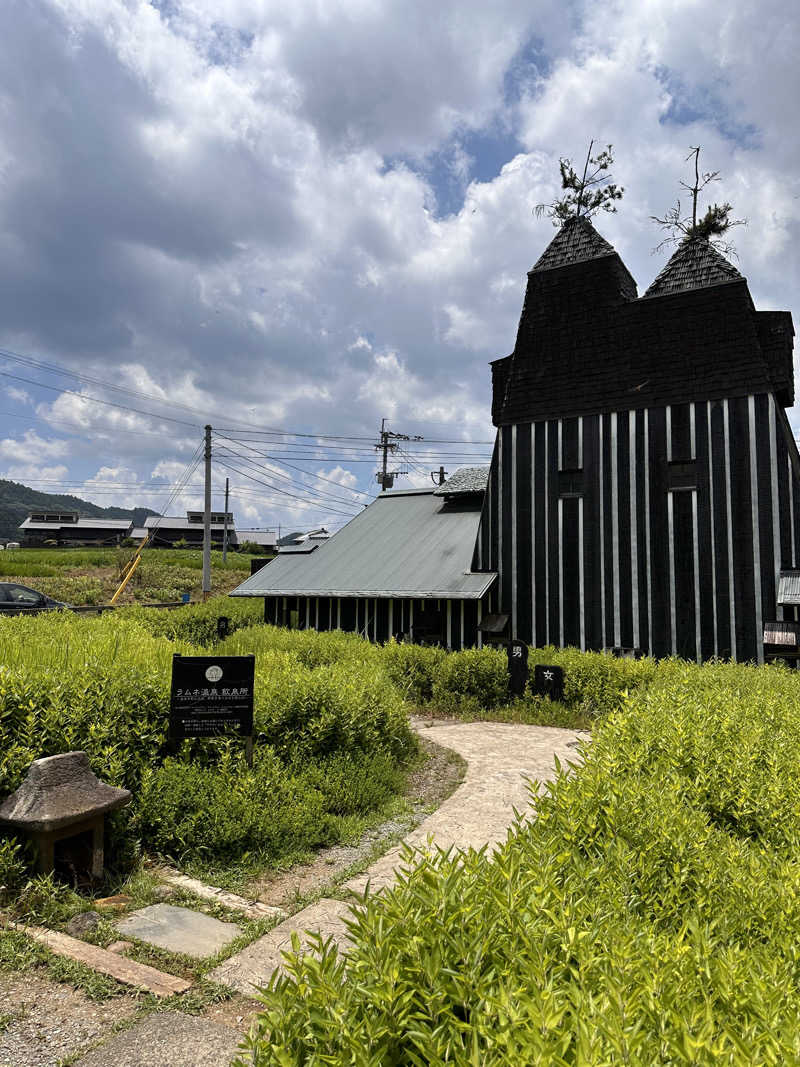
533 664 564 703
169 654 255 741
507 640 529 698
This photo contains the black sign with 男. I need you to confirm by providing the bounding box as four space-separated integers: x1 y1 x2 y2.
534 664 564 703
169 654 255 740
507 640 529 698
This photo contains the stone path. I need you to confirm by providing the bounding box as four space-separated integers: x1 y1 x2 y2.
210 721 585 996
7 720 584 1065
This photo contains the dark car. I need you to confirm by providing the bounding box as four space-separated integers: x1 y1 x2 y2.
0 582 71 615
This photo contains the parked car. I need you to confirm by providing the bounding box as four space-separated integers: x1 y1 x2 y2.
0 583 71 615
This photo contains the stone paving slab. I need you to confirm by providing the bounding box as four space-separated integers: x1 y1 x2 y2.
115 904 242 959
157 868 286 922
75 1012 242 1067
208 898 352 996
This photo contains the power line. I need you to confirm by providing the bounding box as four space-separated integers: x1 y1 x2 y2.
213 432 373 499
214 445 365 511
0 368 202 429
214 457 358 519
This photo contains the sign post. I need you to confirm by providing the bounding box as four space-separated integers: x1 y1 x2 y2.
533 664 565 703
169 654 255 767
507 640 529 698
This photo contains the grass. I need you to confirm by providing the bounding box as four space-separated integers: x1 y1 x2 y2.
0 546 253 605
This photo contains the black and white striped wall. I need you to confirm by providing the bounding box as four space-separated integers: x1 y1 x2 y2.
262 594 487 651
475 392 800 662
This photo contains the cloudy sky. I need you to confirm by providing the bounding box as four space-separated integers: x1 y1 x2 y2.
0 0 798 533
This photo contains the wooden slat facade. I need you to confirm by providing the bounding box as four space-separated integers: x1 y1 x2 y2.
474 395 800 662
261 594 487 650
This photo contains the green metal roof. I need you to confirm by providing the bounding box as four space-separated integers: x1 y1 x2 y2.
230 489 495 600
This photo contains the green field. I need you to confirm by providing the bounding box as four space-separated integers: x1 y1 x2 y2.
0 546 255 605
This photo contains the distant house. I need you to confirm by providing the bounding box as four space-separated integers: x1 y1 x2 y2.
144 511 235 548
19 511 133 547
237 529 278 552
230 470 495 649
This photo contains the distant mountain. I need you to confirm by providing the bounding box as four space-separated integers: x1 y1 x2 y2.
0 479 160 540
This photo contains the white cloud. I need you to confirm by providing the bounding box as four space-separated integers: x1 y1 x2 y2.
5 385 32 404
0 0 797 525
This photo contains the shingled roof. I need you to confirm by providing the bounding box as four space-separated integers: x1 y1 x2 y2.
531 215 617 272
433 466 489 496
644 237 743 298
491 216 792 426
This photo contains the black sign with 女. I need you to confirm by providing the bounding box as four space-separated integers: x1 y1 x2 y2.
169 654 255 740
507 640 529 698
533 664 564 703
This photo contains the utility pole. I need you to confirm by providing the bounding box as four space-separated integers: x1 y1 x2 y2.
374 419 420 491
202 424 212 601
222 477 230 564
431 465 448 486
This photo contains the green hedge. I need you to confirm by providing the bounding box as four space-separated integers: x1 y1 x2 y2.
116 595 262 645
241 658 800 1065
0 611 415 880
135 748 405 867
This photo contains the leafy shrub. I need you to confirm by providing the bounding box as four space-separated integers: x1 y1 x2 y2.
219 624 381 669
116 596 261 645
135 748 405 867
382 641 445 703
0 609 415 880
242 658 800 1065
430 646 509 712
526 645 658 717
31 576 105 605
0 837 26 902
253 653 415 763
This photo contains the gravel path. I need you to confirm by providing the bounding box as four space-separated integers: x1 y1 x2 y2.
0 975 139 1067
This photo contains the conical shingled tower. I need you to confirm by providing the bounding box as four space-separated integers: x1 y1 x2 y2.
475 213 797 664
644 236 743 298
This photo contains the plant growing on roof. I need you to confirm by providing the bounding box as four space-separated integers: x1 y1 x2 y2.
535 140 624 225
651 146 746 253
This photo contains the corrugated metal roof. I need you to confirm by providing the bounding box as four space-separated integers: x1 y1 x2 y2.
144 516 231 530
433 466 490 496
20 518 133 530
764 620 800 646
231 489 496 600
777 571 800 605
644 237 742 298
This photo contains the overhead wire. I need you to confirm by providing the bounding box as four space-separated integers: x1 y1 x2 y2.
213 439 368 510
214 457 357 519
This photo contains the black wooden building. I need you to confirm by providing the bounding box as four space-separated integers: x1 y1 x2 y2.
233 216 796 663
477 217 797 662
